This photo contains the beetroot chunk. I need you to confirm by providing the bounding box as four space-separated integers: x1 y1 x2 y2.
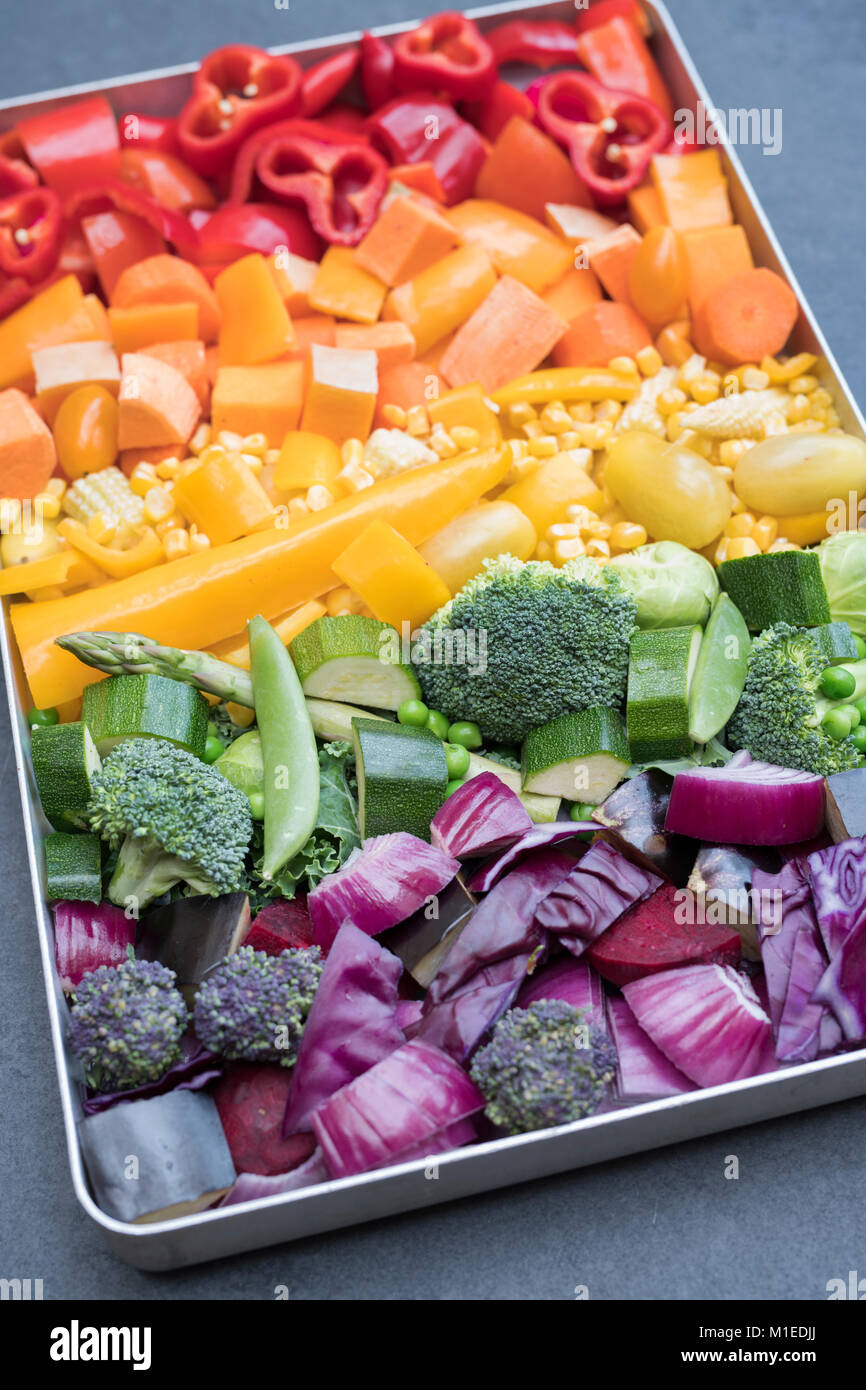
245 896 316 956
586 882 741 986
211 1063 317 1176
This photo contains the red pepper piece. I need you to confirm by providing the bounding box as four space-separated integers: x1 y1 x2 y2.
253 133 387 246
119 113 180 154
392 12 497 101
0 188 63 284
228 118 371 201
575 0 652 38
63 177 200 257
575 15 674 123
536 71 671 206
0 272 32 319
360 32 397 110
369 95 487 205
192 203 323 266
17 95 121 196
301 48 361 118
119 148 217 213
486 18 578 69
0 153 39 198
80 210 167 298
177 44 304 178
463 80 534 142
313 104 371 139
58 227 97 294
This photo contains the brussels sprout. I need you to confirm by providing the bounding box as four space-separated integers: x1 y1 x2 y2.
609 541 719 629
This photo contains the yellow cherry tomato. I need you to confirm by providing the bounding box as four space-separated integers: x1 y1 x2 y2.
628 227 689 327
53 385 118 480
605 430 732 549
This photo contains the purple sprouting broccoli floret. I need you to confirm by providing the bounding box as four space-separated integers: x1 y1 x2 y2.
193 945 322 1067
69 959 187 1093
469 999 617 1135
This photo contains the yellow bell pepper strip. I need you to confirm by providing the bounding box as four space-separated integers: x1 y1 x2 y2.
301 344 378 444
214 253 295 365
57 518 164 579
446 200 572 296
501 452 605 536
274 432 342 492
0 274 83 390
332 519 451 630
427 384 502 449
172 452 276 546
210 599 327 668
382 242 496 356
211 362 304 446
12 443 511 710
491 367 638 407
308 246 387 325
0 546 101 597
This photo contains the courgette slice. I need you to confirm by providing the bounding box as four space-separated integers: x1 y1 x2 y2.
305 697 390 742
32 720 102 830
521 707 630 804
627 625 702 763
809 621 860 666
466 752 561 823
290 615 421 710
45 831 102 903
352 716 448 841
717 549 831 630
82 673 208 757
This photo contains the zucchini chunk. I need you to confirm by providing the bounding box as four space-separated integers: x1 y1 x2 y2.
717 549 831 631
32 720 102 830
521 707 630 804
45 831 102 904
82 673 208 757
290 615 421 710
627 625 703 763
352 716 448 841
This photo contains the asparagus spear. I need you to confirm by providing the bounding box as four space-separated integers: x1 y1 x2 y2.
56 631 256 706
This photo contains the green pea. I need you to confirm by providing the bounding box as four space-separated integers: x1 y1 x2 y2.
854 698 866 723
426 709 450 739
202 734 225 764
821 666 856 699
854 635 866 660
841 705 862 729
850 726 866 755
397 698 429 727
28 706 59 729
248 790 265 821
570 802 596 822
444 743 471 779
822 708 854 741
444 778 467 799
447 720 483 750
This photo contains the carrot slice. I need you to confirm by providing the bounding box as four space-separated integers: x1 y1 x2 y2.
111 254 221 342
552 301 652 368
440 276 567 394
475 116 592 222
692 267 799 366
117 352 200 450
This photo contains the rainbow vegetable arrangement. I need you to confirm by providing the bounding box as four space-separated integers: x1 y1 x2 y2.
4 10 866 1220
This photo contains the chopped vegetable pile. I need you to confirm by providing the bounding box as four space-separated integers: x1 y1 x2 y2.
4 7 866 1224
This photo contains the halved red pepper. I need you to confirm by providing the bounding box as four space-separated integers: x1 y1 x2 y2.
0 153 39 198
485 18 579 69
0 188 63 284
536 71 671 206
300 48 361 117
360 32 397 110
368 95 487 205
575 15 674 123
80 209 166 298
119 113 180 154
119 148 217 213
192 203 323 265
313 104 371 139
63 177 200 257
392 12 497 101
177 44 304 179
229 118 371 199
463 80 534 142
249 131 387 246
17 95 121 196
575 0 652 38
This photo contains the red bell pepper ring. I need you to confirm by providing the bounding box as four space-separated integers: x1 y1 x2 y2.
0 153 39 198
0 188 63 285
80 210 167 298
228 118 371 202
119 148 217 213
536 72 671 206
368 95 487 206
17 95 121 197
252 133 388 247
360 32 397 111
191 203 323 265
63 178 200 258
392 12 497 102
485 18 579 69
463 80 534 143
119 113 180 155
300 48 361 118
177 45 304 179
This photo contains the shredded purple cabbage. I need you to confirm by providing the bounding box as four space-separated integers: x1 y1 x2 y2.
534 840 662 956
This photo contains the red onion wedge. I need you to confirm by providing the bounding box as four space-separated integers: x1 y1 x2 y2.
606 996 697 1101
430 772 532 858
516 956 607 1032
664 752 825 846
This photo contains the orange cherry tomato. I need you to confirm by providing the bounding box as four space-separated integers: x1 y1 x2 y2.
628 226 689 326
119 148 217 213
53 385 119 479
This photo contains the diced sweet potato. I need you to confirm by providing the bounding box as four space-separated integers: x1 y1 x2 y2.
32 340 120 424
117 351 200 450
354 195 460 287
0 387 57 500
440 276 567 393
334 321 416 372
140 339 209 408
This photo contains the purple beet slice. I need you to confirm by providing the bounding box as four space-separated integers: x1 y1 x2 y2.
586 882 741 986
245 896 316 955
212 1063 317 1176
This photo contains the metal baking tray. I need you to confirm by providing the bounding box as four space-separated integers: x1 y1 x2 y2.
3 0 865 1271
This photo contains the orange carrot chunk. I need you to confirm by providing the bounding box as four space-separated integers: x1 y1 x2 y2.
553 301 652 368
111 255 222 342
692 267 799 366
440 276 567 394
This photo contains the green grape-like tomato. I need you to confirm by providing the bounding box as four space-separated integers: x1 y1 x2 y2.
444 743 471 779
447 720 483 749
397 698 429 727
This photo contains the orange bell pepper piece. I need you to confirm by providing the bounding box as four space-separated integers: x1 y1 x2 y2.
214 253 295 365
501 453 605 535
172 452 276 547
475 116 592 222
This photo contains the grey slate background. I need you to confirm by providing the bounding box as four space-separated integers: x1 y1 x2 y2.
1 0 864 1300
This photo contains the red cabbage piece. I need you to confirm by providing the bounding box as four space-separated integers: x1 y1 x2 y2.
81 1037 221 1115
395 999 424 1033
665 753 825 846
535 840 663 958
410 975 525 1063
623 964 773 1088
219 1148 329 1207
805 837 866 958
606 996 697 1101
54 900 136 993
282 922 404 1135
777 926 842 1062
308 833 459 949
430 772 532 858
466 823 591 893
812 914 866 1043
312 1039 485 1179
516 955 607 1031
754 859 841 1060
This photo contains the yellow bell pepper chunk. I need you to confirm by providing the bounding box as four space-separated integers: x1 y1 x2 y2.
301 345 378 445
382 243 496 357
446 200 572 295
215 254 295 365
427 384 502 449
275 432 343 492
172 452 276 547
332 519 451 631
57 519 164 578
210 599 328 669
501 452 605 536
0 276 84 391
491 368 638 407
308 247 387 326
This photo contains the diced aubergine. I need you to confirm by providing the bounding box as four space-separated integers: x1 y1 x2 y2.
81 672 209 757
290 615 421 710
825 769 866 843
626 625 702 763
585 881 741 987
717 549 831 631
352 716 449 841
687 843 782 961
32 720 101 831
78 1090 236 1222
521 706 630 804
591 768 696 886
378 874 477 987
211 1063 317 1177
137 892 251 1004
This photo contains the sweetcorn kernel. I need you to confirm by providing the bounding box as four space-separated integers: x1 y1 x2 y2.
155 512 184 537
155 457 181 480
189 423 211 454
729 493 748 515
198 443 228 467
449 425 481 451
507 402 537 427
742 367 770 391
406 405 429 436
86 511 117 545
217 430 244 451
608 356 639 376
714 537 729 565
719 439 750 467
326 586 365 616
288 496 311 521
528 435 558 458
341 438 366 470
579 422 613 450
725 535 761 560
752 516 778 552
761 352 816 383
241 433 268 457
553 536 586 564
724 513 757 538
337 461 375 493
189 524 211 553
430 424 459 458
44 477 66 500
521 419 545 439
306 484 334 511
264 449 280 467
129 463 158 497
558 431 584 450
594 399 622 424
689 377 720 405
714 465 735 483
539 403 572 435
788 375 819 395
585 537 610 559
162 527 191 561
381 404 408 429
143 486 175 523
808 387 833 409
239 451 263 474
565 503 599 527
609 521 647 551
635 345 664 377
34 490 61 519
568 402 595 423
657 387 688 415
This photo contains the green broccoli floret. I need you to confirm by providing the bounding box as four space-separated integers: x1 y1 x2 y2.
470 1000 617 1135
413 554 638 743
727 623 865 776
88 737 254 911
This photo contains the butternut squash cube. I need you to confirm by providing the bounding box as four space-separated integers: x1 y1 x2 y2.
308 247 387 325
211 362 305 446
301 345 378 444
215 254 295 365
